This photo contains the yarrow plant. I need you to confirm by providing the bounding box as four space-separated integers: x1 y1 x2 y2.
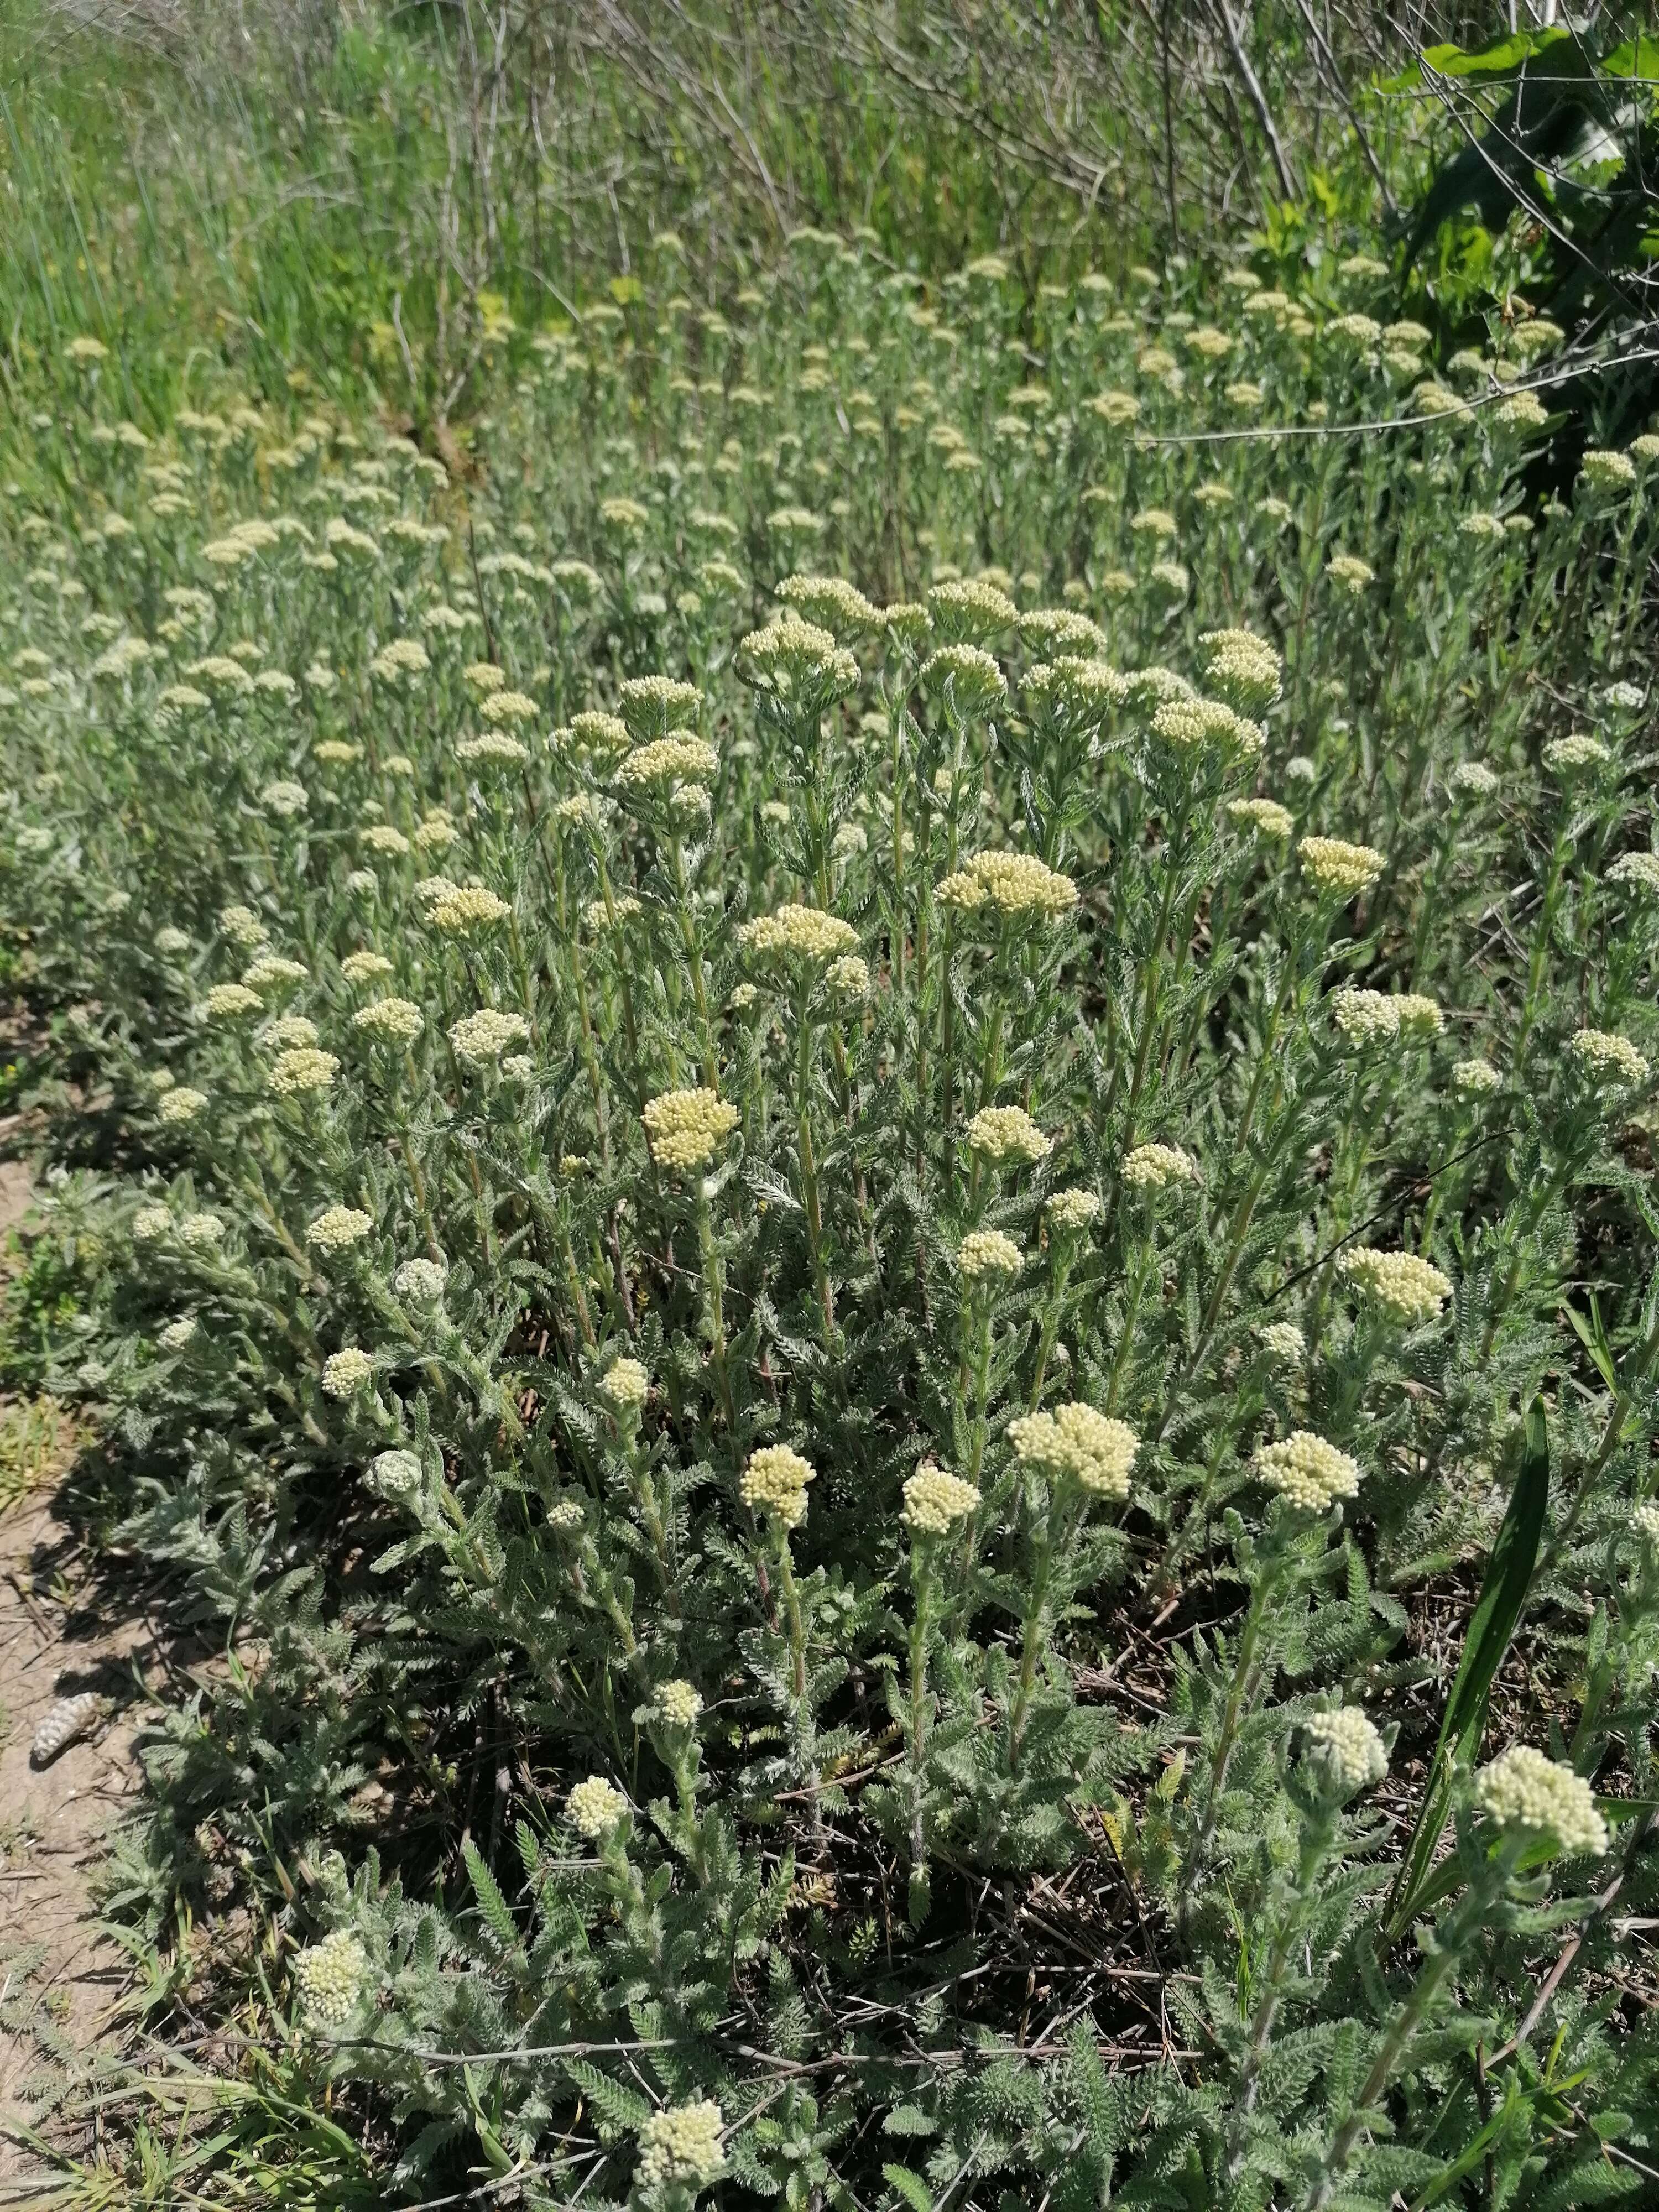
5 178 1659 2212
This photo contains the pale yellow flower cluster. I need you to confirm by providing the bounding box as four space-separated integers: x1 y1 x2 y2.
1475 1745 1606 1856
1227 797 1293 839
601 1357 650 1411
964 1105 1050 1166
321 1346 374 1397
567 1775 629 1838
1301 836 1384 896
429 886 512 933
450 1008 531 1063
1569 1027 1649 1091
641 1087 739 1170
1047 1188 1101 1229
1149 697 1264 759
1008 1402 1138 1499
354 997 424 1043
1122 1142 1198 1191
739 905 860 962
617 735 719 786
1255 1431 1361 1512
958 1229 1023 1282
902 1462 983 1535
638 2101 726 2192
1303 1708 1388 1795
740 1443 816 1527
936 850 1077 920
291 1931 369 2027
1338 1248 1452 1324
269 1047 340 1097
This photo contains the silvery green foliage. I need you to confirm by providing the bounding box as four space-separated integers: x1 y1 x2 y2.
7 232 1659 2208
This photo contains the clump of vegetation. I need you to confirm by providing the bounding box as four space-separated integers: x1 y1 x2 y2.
5 6 1659 2208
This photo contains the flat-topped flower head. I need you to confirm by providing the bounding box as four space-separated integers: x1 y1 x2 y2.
477 689 537 729
1452 761 1499 800
567 1775 629 1839
353 997 424 1044
1022 656 1128 727
1331 989 1400 1047
638 2100 726 2194
651 1679 702 1732
920 643 1007 710
936 849 1077 921
1201 628 1282 718
321 1346 374 1397
1475 1745 1606 1857
1255 1430 1361 1513
1009 1402 1138 1499
450 1008 530 1063
1302 836 1384 897
1047 1188 1101 1230
567 709 630 761
1303 1708 1388 1797
1580 448 1636 495
200 983 262 1021
158 1086 207 1125
393 1258 446 1303
1339 1248 1452 1325
308 1205 373 1252
1327 554 1375 596
1260 1320 1306 1365
1227 797 1293 839
1123 1142 1199 1192
642 1087 739 1171
292 1930 368 2027
1608 852 1659 896
457 731 529 765
776 572 880 640
964 1104 1050 1166
617 735 719 788
429 885 511 934
341 950 393 984
958 1228 1023 1284
1021 607 1108 658
1396 993 1443 1038
1150 696 1265 762
243 955 309 993
1543 732 1610 778
927 576 1018 643
737 611 859 703
617 673 703 739
740 1443 816 1527
739 905 859 962
1453 1058 1501 1096
1569 1027 1649 1093
903 1462 983 1535
260 779 309 817
601 1357 650 1412
269 1047 339 1097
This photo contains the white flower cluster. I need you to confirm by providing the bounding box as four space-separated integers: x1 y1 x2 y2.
291 1930 369 2027
1008 1402 1139 1499
964 1105 1050 1166
1303 1707 1388 1796
1255 1431 1361 1513
1122 1142 1198 1191
740 1444 816 1527
1474 1745 1606 1856
642 1087 739 1170
637 2100 726 2194
1338 1248 1452 1326
902 1462 983 1534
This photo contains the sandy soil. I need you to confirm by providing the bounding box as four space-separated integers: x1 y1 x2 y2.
0 1155 147 2187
